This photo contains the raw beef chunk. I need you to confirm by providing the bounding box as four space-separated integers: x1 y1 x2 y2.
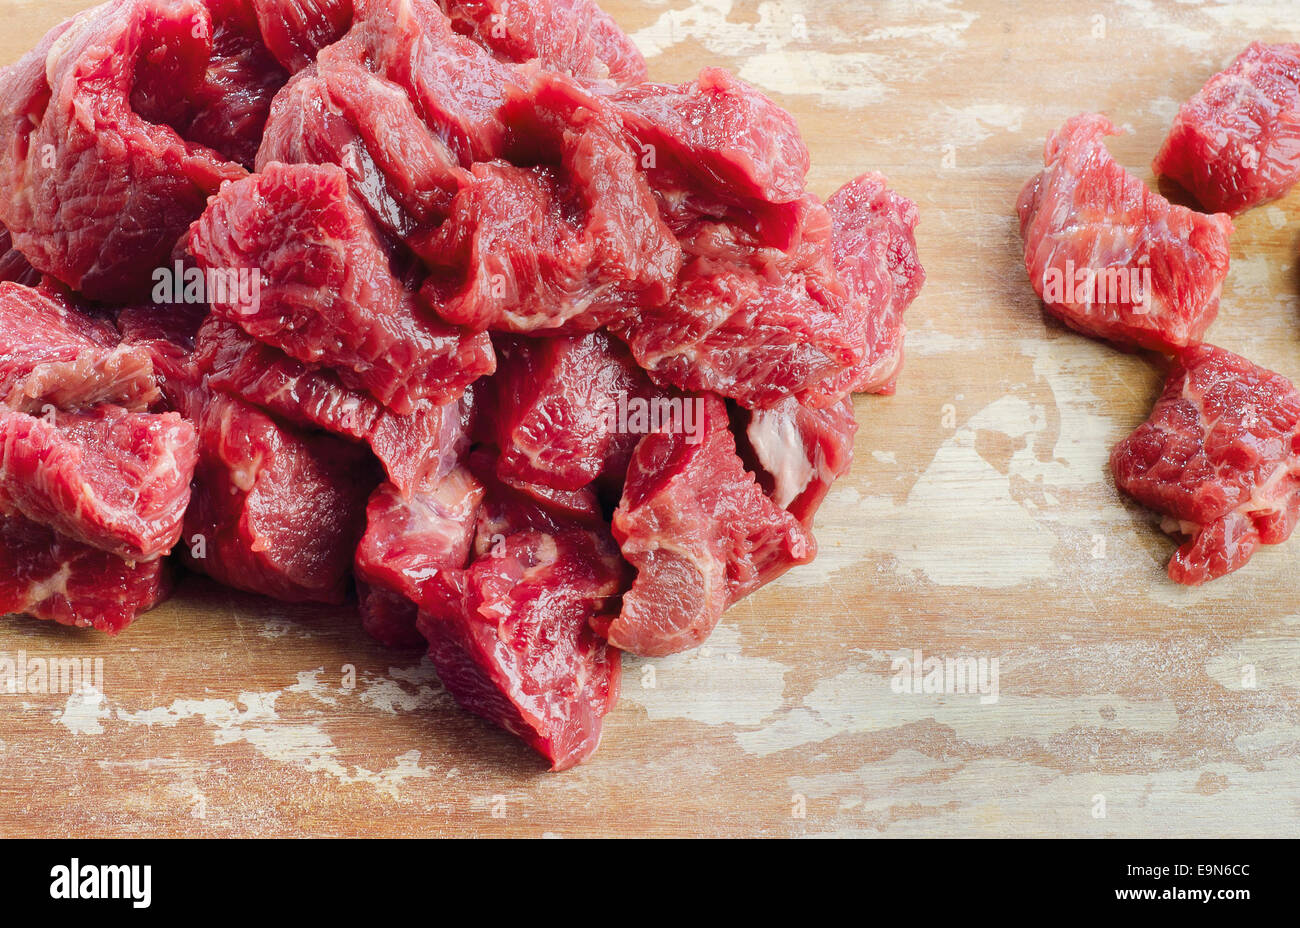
346 0 517 164
806 173 926 401
0 0 247 301
252 0 354 72
742 396 858 528
1018 114 1233 353
420 97 681 334
462 445 606 530
0 512 171 634
194 318 467 494
113 302 209 416
0 404 197 561
360 442 625 765
180 388 378 604
613 198 862 409
354 466 483 644
485 332 656 492
1155 42 1300 215
439 0 647 86
193 0 290 166
0 283 158 414
1112 344 1300 585
613 69 811 212
417 527 624 770
134 0 289 170
188 161 495 415
604 394 813 656
256 57 464 242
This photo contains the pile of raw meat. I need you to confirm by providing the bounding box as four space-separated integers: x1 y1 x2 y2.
0 0 924 768
1018 42 1300 586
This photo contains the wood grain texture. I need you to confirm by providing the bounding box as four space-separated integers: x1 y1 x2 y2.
2 0 1299 838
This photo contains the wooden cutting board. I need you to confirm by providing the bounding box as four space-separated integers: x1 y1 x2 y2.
2 0 1298 838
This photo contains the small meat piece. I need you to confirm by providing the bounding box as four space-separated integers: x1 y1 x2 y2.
1112 344 1300 585
0 0 246 301
0 283 158 414
440 0 647 86
0 512 171 634
606 394 813 656
1155 42 1300 215
251 0 354 71
135 0 289 169
613 69 811 211
180 389 378 604
354 466 483 643
194 317 466 494
418 527 624 770
488 332 651 492
0 404 197 561
348 0 517 164
614 197 862 409
113 301 208 415
188 162 495 415
742 396 858 528
421 101 681 334
806 172 925 401
256 54 465 242
465 446 606 532
1018 114 1234 353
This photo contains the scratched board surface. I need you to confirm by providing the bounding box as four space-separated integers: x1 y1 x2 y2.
1 0 1298 839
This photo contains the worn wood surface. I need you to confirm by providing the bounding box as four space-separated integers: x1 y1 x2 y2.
2 0 1299 838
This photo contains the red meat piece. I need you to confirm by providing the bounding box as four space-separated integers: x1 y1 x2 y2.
494 475 606 526
0 512 172 634
417 527 625 770
135 0 288 169
111 308 302 604
1155 42 1300 215
462 446 606 531
1018 114 1234 353
256 56 465 242
805 172 925 401
194 317 468 495
439 0 647 86
741 396 858 528
0 0 246 301
613 197 862 409
605 393 813 656
0 283 158 414
354 466 483 643
420 105 681 334
187 161 495 415
179 388 378 604
487 332 654 492
0 404 197 561
612 69 811 211
251 0 354 72
1112 344 1300 585
113 302 209 418
347 0 517 164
